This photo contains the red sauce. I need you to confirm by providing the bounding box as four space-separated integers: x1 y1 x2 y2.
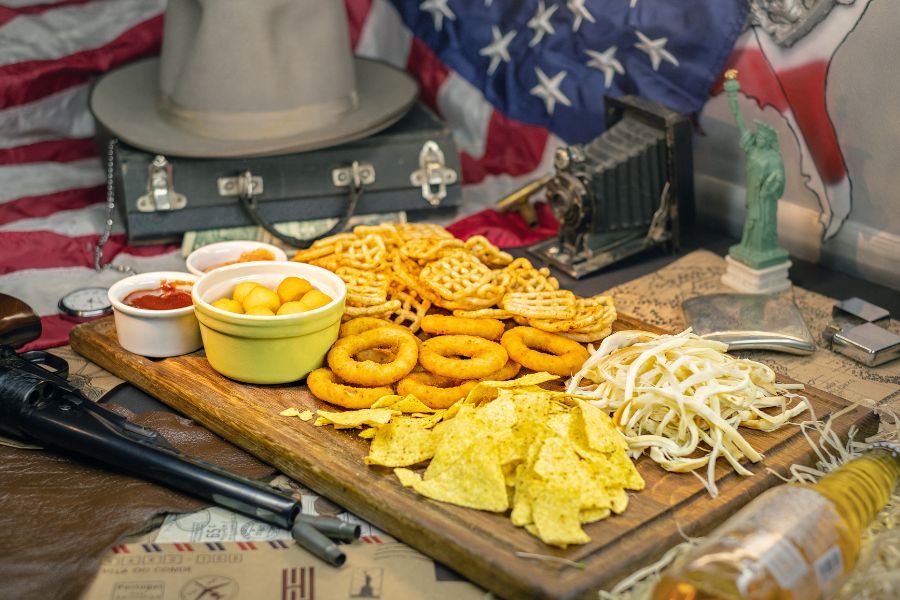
123 281 193 310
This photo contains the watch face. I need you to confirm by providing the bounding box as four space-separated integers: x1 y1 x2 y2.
59 287 112 318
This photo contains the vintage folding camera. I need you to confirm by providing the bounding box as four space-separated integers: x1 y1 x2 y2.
528 96 694 279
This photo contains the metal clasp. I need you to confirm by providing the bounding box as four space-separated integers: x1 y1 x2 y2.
218 171 265 206
332 161 375 190
410 141 457 206
136 155 187 212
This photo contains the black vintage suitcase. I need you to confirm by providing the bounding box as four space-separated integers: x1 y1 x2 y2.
114 103 461 245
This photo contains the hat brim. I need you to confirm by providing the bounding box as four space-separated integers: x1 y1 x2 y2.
90 57 419 158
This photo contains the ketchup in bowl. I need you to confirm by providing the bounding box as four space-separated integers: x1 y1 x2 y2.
123 281 193 310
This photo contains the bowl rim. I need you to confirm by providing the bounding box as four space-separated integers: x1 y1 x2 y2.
185 240 288 276
108 271 199 318
192 261 346 322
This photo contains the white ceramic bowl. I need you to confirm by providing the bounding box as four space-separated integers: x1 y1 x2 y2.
108 271 202 357
192 262 346 384
185 241 288 276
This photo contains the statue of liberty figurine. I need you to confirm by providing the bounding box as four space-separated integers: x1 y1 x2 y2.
724 69 790 269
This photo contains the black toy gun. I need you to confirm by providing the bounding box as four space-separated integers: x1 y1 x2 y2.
0 344 357 566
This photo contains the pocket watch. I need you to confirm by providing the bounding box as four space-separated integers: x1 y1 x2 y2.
58 287 113 320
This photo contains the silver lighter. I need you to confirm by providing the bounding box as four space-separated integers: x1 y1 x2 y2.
824 297 900 367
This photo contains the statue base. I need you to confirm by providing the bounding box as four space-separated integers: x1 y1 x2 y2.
721 255 792 295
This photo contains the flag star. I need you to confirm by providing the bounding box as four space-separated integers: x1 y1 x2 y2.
420 0 456 32
479 26 516 75
567 0 596 32
530 67 572 115
585 46 625 88
527 0 558 48
634 30 679 71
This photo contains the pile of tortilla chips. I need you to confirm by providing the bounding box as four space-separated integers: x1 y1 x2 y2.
312 373 644 547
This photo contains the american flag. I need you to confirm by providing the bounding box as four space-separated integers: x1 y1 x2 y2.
1 0 748 350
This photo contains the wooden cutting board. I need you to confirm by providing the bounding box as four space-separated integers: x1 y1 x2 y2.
71 315 877 600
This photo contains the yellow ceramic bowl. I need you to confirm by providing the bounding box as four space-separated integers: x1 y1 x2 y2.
192 262 346 384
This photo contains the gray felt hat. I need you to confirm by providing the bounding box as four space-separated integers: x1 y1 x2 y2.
90 0 418 158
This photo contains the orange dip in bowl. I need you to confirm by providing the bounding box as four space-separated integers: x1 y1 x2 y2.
205 248 276 272
123 281 193 310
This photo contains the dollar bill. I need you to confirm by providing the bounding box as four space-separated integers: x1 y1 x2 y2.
181 211 408 257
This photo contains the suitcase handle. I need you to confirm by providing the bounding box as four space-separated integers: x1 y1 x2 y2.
236 171 362 249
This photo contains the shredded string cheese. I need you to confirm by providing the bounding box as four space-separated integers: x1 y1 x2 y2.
567 329 811 496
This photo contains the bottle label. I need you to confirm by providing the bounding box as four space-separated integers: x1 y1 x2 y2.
814 544 844 589
760 536 809 591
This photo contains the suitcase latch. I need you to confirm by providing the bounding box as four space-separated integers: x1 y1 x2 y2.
410 141 457 206
218 171 265 205
332 161 375 190
136 156 187 212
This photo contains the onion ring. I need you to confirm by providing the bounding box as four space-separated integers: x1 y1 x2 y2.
327 327 418 386
500 326 589 376
307 368 394 409
397 372 478 409
339 316 407 338
420 314 505 341
479 358 521 382
418 335 508 379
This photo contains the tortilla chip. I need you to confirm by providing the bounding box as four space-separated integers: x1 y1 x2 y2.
531 478 591 547
580 507 611 524
394 467 420 488
573 400 628 452
365 417 438 467
411 439 508 512
465 372 559 405
609 488 629 514
315 408 397 429
371 394 436 413
358 428 376 439
280 408 300 417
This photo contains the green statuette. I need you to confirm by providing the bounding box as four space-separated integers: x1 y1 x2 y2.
724 69 790 269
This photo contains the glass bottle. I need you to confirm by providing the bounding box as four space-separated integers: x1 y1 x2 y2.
652 445 900 600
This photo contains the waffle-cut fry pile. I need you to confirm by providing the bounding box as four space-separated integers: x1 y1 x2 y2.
292 223 617 340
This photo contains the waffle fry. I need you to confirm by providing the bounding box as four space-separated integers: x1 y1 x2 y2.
420 250 494 302
345 300 402 317
464 235 513 268
559 326 613 343
335 234 388 270
396 223 456 240
504 258 559 294
502 290 577 320
336 266 391 307
528 295 616 334
384 284 431 333
452 308 515 320
400 238 464 262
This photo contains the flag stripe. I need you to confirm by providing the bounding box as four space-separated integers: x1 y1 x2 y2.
0 137 96 165
0 0 162 66
20 315 73 352
0 0 93 28
354 0 412 68
345 0 373 50
0 159 103 204
0 14 163 108
0 184 102 225
404 36 450 113
0 202 117 235
0 232 176 274
0 84 94 150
